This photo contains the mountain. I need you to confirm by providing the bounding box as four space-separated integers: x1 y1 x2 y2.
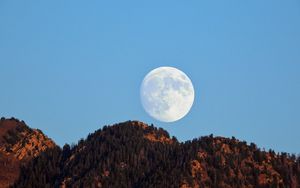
0 118 299 187
0 118 56 187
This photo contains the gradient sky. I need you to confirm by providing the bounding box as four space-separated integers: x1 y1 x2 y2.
0 1 299 153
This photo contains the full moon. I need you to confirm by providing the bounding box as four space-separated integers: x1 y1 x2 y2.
140 67 195 122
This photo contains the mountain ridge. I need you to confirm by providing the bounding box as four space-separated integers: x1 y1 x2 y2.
0 118 300 187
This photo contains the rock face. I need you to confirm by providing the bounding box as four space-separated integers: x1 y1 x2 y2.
0 118 56 187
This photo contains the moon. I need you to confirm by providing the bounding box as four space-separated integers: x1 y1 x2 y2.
140 67 195 122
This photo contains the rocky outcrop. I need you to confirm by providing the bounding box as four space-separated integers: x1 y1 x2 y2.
0 118 56 187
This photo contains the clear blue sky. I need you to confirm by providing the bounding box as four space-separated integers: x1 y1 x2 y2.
0 1 299 153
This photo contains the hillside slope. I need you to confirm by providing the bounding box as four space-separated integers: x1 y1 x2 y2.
12 121 300 188
0 118 56 187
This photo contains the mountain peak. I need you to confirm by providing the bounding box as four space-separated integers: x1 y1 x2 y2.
128 120 149 128
0 118 25 142
0 117 56 187
0 117 56 160
119 120 174 144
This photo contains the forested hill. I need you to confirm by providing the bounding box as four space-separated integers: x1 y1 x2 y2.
10 120 300 188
